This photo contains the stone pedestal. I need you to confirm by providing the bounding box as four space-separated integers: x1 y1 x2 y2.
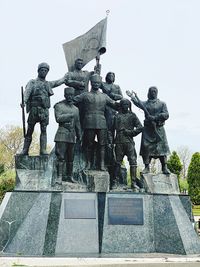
85 170 110 192
142 173 180 194
1 191 200 256
15 154 53 191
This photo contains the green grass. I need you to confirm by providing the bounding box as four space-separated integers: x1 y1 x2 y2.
192 205 200 216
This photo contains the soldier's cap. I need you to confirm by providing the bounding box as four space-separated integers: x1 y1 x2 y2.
38 62 50 71
120 98 131 105
90 74 102 83
64 87 75 94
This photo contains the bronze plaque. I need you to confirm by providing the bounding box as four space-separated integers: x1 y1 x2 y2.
64 199 96 219
108 198 144 225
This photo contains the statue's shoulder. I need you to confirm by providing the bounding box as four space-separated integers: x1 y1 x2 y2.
54 99 65 108
26 79 36 86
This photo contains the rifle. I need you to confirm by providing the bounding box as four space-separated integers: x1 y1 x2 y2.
21 86 26 138
127 90 161 142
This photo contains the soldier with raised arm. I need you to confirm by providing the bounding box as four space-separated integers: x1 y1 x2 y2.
64 58 101 128
74 74 118 171
100 72 123 143
21 62 66 155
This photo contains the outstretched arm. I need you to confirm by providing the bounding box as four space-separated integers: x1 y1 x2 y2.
49 77 65 88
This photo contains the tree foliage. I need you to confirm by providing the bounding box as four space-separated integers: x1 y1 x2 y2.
0 170 15 202
187 152 200 205
167 151 182 178
0 125 40 169
177 146 192 179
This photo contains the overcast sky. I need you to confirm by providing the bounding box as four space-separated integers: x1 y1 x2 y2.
0 0 200 153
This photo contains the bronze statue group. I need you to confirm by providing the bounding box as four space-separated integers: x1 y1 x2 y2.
21 59 170 191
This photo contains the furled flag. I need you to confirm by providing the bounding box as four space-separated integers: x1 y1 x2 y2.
63 17 107 71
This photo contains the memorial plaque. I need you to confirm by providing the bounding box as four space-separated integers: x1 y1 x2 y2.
64 199 96 219
108 198 144 225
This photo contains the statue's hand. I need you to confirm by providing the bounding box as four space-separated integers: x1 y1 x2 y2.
147 115 155 121
126 90 134 97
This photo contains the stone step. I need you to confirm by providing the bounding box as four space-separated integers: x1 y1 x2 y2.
1 256 200 267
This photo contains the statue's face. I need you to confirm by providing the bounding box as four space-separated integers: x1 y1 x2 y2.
91 81 101 91
148 87 158 100
75 59 83 70
38 67 49 79
121 102 129 113
64 92 74 103
106 73 115 83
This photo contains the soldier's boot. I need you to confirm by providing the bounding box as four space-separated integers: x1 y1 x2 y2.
142 164 150 174
20 137 32 155
40 133 48 155
130 165 140 192
56 160 63 185
66 162 74 183
160 156 170 175
85 148 92 170
112 162 121 189
100 146 107 171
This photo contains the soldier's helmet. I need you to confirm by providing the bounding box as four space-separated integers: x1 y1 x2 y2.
90 74 102 83
38 62 50 71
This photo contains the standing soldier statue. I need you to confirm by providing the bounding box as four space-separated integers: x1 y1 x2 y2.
113 99 143 190
54 87 81 184
74 74 118 171
21 62 66 155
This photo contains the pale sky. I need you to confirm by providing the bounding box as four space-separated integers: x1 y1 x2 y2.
0 0 200 153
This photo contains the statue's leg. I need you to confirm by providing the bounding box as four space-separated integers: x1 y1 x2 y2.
113 143 124 188
55 142 66 184
98 129 107 171
160 155 170 175
84 130 95 170
66 143 75 183
100 146 106 171
40 124 48 155
142 155 151 173
20 123 35 155
127 144 140 190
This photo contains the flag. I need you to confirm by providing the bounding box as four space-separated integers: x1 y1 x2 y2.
63 17 107 71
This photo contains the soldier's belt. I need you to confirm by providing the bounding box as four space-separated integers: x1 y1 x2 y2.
59 122 72 130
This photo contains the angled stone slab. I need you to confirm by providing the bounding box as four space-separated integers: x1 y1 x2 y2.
169 195 200 254
5 192 51 255
142 173 180 194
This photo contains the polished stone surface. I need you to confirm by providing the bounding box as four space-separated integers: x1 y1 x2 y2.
6 193 51 255
142 173 180 194
1 191 200 256
55 193 99 255
102 193 154 253
85 170 110 192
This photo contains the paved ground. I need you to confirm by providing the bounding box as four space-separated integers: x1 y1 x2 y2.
1 254 200 267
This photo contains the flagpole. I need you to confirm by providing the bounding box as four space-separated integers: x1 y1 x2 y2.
94 11 109 75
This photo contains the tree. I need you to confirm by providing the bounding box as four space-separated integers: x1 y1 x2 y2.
187 152 200 205
177 146 192 179
167 151 182 179
0 125 41 169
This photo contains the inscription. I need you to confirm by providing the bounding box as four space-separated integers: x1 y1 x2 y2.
64 199 96 219
108 198 143 225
